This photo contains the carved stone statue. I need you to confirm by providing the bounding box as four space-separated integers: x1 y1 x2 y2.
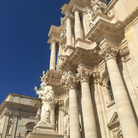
34 82 55 125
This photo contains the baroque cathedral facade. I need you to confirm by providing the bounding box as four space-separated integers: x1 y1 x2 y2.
0 0 138 138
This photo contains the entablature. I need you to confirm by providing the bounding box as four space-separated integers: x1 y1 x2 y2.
48 25 61 44
85 19 125 43
59 47 102 72
0 101 37 116
44 70 66 95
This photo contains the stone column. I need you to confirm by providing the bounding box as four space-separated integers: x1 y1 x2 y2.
66 14 72 46
11 114 19 138
65 76 81 138
77 70 98 138
73 6 83 40
50 41 56 70
102 46 138 138
93 72 111 138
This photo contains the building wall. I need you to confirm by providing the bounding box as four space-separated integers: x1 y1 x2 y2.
0 93 38 138
46 0 138 138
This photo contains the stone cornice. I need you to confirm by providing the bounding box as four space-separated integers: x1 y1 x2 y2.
59 47 102 71
85 19 125 43
0 101 38 115
5 93 38 101
48 36 61 44
48 25 61 37
48 25 61 44
86 7 138 44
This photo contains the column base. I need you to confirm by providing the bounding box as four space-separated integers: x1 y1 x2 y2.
26 124 64 138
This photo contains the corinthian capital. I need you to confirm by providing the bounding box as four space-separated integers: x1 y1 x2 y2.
65 76 78 90
77 69 91 83
99 45 118 61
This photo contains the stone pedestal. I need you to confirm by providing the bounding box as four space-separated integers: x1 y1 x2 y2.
26 124 64 138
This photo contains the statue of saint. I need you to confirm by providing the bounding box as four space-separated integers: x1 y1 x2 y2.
34 82 55 125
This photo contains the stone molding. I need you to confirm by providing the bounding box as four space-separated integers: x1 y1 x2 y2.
59 47 101 71
85 19 125 43
48 36 61 45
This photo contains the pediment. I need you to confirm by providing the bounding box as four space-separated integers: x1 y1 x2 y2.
108 112 120 130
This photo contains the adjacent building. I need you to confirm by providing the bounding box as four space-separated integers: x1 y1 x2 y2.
0 93 38 138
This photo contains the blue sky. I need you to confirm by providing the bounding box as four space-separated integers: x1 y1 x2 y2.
0 0 110 104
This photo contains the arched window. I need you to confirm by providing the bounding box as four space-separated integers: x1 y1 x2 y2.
108 81 114 101
117 132 123 138
25 122 36 135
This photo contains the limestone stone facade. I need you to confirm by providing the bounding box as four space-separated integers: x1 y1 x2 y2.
40 0 138 138
0 93 38 138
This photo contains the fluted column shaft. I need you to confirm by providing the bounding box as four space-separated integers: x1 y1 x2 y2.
81 81 98 138
105 51 138 138
66 17 72 46
74 10 83 39
11 116 18 138
50 41 56 70
78 71 98 138
69 86 81 138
